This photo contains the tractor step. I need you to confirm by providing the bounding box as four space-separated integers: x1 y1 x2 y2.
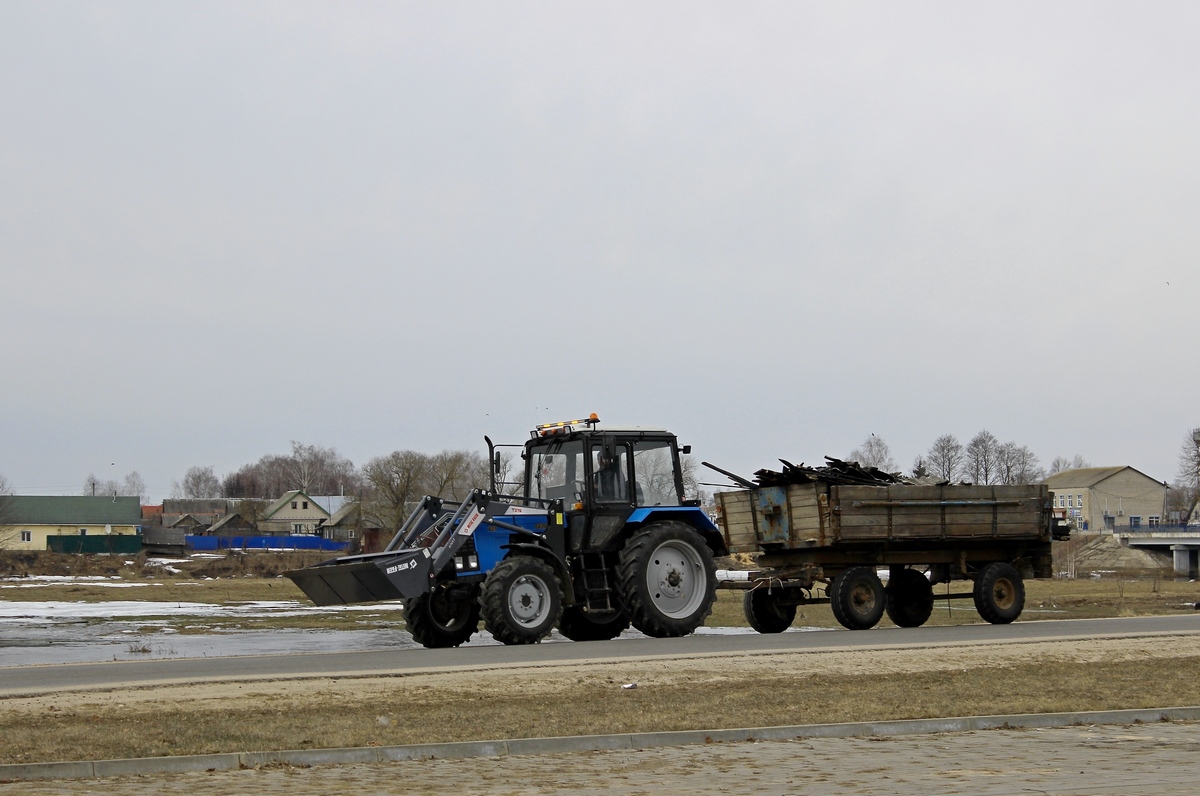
580 552 617 611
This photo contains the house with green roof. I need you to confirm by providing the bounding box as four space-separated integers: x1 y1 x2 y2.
1042 466 1167 532
0 496 142 550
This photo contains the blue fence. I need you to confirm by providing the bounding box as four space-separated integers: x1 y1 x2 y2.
185 535 350 552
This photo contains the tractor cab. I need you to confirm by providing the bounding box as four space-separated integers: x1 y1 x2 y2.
496 414 717 558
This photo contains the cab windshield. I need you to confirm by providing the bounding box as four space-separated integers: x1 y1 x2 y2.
526 440 585 503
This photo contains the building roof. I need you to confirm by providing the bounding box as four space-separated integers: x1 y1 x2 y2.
162 499 231 515
207 512 251 533
311 495 349 515
1042 466 1161 489
263 489 332 519
2 496 142 525
324 501 359 527
166 513 210 529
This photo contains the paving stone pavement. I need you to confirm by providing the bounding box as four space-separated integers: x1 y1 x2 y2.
4 721 1199 795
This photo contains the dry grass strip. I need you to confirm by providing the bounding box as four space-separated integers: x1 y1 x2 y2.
3 635 1200 765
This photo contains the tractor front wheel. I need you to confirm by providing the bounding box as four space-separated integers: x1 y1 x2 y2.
403 581 481 648
616 522 716 638
480 555 562 645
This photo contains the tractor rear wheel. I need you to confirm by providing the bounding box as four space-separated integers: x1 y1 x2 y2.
480 555 562 645
973 562 1025 624
616 522 716 638
557 607 630 641
829 566 885 630
885 568 935 628
743 588 797 634
403 581 480 648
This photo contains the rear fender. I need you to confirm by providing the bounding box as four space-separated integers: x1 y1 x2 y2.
622 507 728 557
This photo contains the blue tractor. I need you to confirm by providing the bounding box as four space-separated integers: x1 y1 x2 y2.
287 415 726 647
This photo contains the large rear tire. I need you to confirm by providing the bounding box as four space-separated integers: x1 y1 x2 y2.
557 607 630 641
616 522 716 638
480 555 562 645
973 562 1024 624
829 566 885 630
403 581 480 648
885 568 934 628
743 588 797 634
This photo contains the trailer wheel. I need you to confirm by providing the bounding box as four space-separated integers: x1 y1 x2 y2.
829 567 885 630
616 522 716 638
403 581 480 648
884 568 934 628
743 588 797 633
973 562 1025 624
480 555 562 645
557 607 630 641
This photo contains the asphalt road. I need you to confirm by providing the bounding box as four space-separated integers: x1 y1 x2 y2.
3 613 1199 696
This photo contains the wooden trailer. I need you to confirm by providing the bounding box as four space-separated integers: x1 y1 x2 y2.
716 482 1059 631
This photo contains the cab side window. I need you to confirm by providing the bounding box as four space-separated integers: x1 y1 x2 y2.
632 441 681 507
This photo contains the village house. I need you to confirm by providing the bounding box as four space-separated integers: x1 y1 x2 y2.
257 490 347 535
0 496 142 551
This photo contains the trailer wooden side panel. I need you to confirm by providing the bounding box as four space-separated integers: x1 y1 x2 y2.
831 484 1046 542
718 483 829 553
718 490 758 552
719 483 1049 551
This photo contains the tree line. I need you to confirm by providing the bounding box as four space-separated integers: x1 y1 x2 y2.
848 431 1089 486
166 442 499 533
165 440 703 533
38 424 1196 528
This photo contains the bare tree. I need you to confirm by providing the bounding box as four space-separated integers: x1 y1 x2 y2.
1175 429 1200 521
83 471 146 500
1177 428 1200 489
221 443 361 499
996 442 1045 485
284 441 360 495
0 474 15 547
926 434 964 481
491 451 523 496
172 466 221 499
122 472 146 501
680 456 706 503
964 430 1001 485
83 474 118 497
426 450 487 501
848 434 897 472
1048 454 1091 475
361 451 432 532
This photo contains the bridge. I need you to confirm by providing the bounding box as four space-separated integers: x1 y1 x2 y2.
1121 527 1200 578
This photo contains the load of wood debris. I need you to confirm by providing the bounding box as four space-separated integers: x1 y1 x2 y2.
703 457 911 489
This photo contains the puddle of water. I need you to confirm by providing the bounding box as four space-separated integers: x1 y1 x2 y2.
0 599 823 667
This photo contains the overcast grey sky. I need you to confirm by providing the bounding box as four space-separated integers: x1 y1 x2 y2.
2 1 1198 500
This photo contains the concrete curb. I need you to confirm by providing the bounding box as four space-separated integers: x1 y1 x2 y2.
3 705 1199 783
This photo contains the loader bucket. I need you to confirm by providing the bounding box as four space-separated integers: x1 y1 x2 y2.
285 549 433 607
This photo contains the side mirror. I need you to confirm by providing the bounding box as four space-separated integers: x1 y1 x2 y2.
493 452 502 474
680 445 692 454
